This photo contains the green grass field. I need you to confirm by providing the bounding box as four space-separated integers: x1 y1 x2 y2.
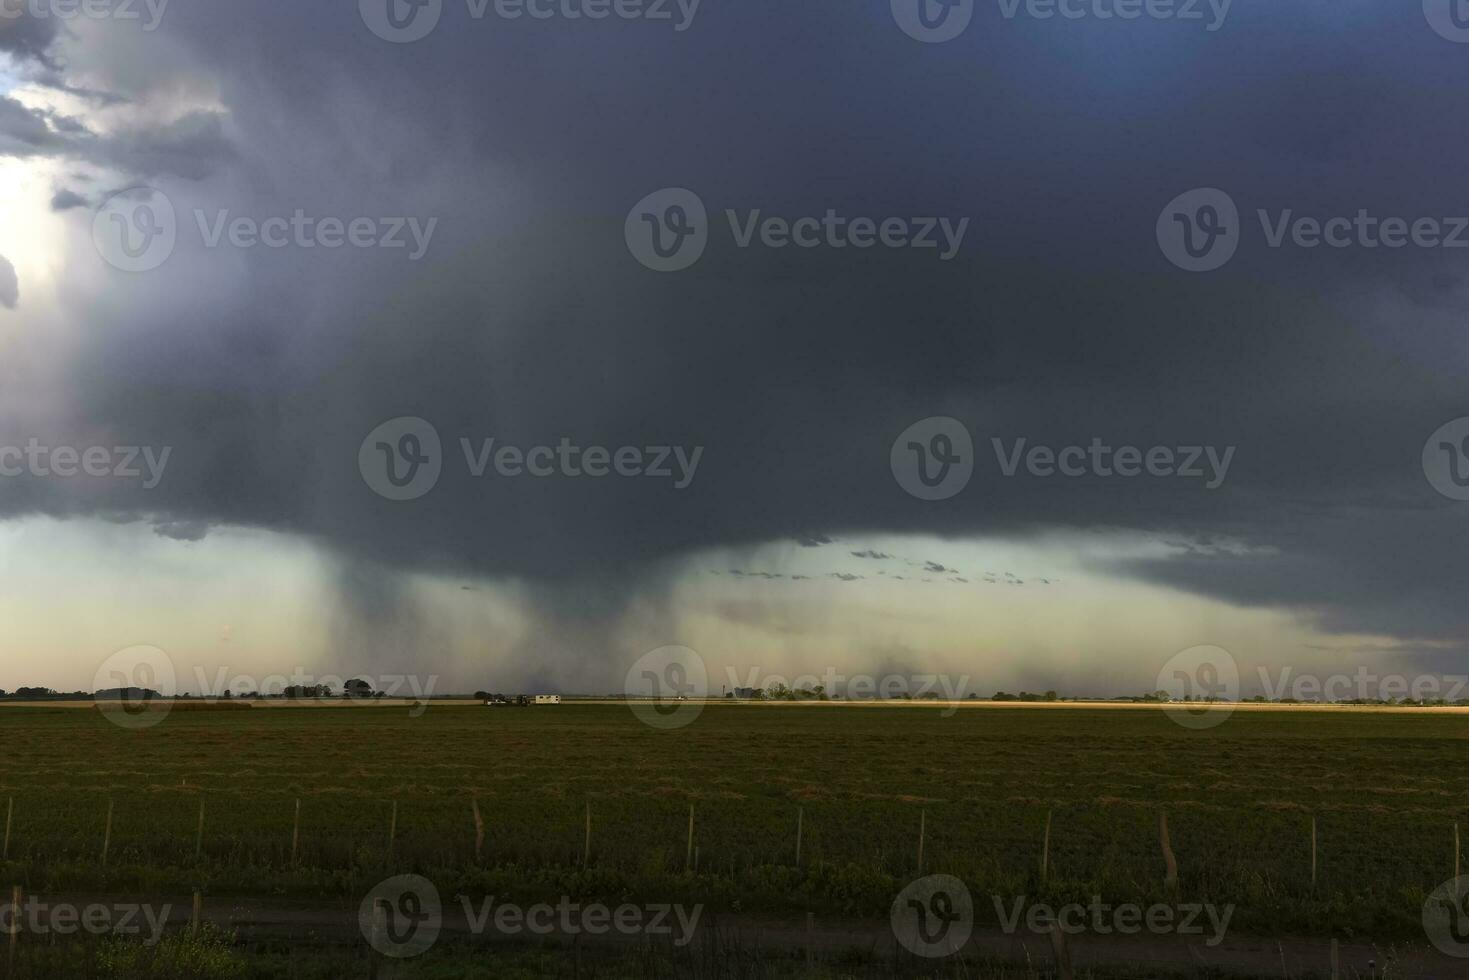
1 703 1464 943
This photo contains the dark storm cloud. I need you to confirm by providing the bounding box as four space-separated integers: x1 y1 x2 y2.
0 254 16 310
97 111 234 180
4 1 1468 654
49 188 88 210
0 9 59 68
0 92 230 179
152 519 209 542
0 94 59 153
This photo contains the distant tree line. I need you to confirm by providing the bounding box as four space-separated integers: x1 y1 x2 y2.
0 687 90 700
725 683 949 702
0 678 387 701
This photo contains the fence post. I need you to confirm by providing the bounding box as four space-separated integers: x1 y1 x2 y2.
917 809 926 874
191 890 202 937
1310 815 1317 890
1041 809 1052 882
291 799 300 866
369 899 387 980
685 805 695 872
583 802 592 868
472 798 485 864
1160 811 1179 898
3 797 11 862
388 801 398 859
795 806 803 866
102 799 114 867
8 885 19 972
1330 937 1340 980
195 800 205 861
806 911 815 970
1048 921 1074 980
1456 822 1461 894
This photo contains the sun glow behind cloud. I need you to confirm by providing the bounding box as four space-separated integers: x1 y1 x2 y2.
0 153 68 309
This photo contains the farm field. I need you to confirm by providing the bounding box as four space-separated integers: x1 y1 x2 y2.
0 703 1466 949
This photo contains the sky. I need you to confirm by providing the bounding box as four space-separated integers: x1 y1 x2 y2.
0 0 1466 698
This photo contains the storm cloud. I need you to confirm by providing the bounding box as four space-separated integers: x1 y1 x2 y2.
0 253 15 309
2 0 1467 665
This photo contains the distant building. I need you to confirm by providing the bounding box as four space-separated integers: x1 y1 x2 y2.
733 688 760 699
534 695 562 705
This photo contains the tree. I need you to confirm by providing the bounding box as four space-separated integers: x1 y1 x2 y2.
344 678 375 698
283 684 333 699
